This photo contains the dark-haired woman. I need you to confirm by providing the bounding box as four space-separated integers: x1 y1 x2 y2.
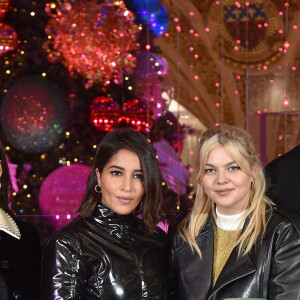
0 142 41 300
42 128 177 299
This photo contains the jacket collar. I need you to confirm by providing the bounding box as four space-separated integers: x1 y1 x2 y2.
91 202 140 238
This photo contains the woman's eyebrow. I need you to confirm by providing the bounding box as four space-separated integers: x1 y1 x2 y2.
108 165 143 172
205 161 236 167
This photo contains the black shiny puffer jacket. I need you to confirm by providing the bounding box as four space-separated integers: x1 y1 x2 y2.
42 202 176 300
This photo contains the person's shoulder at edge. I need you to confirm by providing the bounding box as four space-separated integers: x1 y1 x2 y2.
265 144 300 169
267 205 300 236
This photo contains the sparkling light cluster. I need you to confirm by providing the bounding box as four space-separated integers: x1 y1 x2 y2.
44 0 140 88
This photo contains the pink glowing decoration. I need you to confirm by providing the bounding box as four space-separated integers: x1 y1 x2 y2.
283 98 289 106
44 0 140 88
7 157 18 193
284 41 290 49
39 164 91 230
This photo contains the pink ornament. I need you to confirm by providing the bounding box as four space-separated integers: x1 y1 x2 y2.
39 164 91 230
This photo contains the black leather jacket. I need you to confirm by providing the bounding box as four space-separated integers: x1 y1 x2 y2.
171 207 300 300
42 202 176 300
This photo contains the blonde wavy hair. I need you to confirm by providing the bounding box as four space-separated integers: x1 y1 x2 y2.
179 124 272 258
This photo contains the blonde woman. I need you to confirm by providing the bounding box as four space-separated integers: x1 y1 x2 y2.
171 124 300 299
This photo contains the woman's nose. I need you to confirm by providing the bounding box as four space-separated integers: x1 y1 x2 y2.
121 176 132 191
217 170 228 184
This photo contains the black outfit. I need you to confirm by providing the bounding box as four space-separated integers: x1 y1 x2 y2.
265 144 300 214
0 272 9 300
171 207 300 300
0 219 41 300
42 202 176 300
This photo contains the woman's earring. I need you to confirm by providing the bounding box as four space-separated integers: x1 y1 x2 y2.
95 184 102 193
0 177 2 189
250 181 254 190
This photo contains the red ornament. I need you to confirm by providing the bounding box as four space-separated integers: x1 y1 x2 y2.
121 99 154 132
90 96 122 132
90 97 153 133
0 0 9 20
0 23 17 57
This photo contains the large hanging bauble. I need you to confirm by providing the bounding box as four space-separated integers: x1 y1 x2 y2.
39 164 91 230
135 1 160 26
121 99 154 132
133 70 173 118
44 0 140 88
0 76 71 154
149 3 169 37
90 96 122 132
134 50 168 77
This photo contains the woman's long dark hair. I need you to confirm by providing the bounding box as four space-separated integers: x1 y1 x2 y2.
0 141 14 217
78 128 163 232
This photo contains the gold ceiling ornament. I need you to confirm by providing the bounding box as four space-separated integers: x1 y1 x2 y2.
206 0 285 68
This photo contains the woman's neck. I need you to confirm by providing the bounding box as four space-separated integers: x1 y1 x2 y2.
215 207 247 231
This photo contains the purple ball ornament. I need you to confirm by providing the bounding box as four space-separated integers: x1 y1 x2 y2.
134 50 168 77
0 76 71 154
39 164 91 230
133 63 173 118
